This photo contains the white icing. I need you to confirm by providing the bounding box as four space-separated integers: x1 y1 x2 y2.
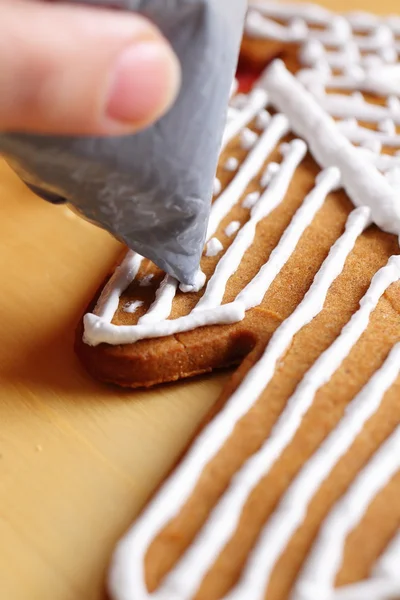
229 78 238 99
373 530 400 579
360 138 383 154
236 168 342 309
387 95 400 115
179 269 206 293
242 191 260 209
285 342 400 600
299 65 400 97
226 107 239 122
264 60 400 236
300 39 361 70
84 114 289 347
93 251 143 321
137 275 177 325
103 16 400 596
247 8 351 46
196 141 306 312
333 579 400 600
337 119 400 148
123 300 144 314
379 118 397 135
224 221 241 238
222 89 269 150
205 238 223 257
246 1 399 57
296 420 400 600
207 114 289 239
213 177 221 196
230 93 248 110
249 1 332 25
224 157 239 172
315 528 400 599
255 109 271 130
357 148 400 172
246 10 302 43
260 160 280 187
385 166 400 190
85 302 244 347
139 274 154 287
240 127 258 150
279 141 291 156
313 93 400 125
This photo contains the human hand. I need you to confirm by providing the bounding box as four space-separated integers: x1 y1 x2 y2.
0 0 181 135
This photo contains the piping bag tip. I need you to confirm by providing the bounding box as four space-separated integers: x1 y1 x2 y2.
0 0 247 286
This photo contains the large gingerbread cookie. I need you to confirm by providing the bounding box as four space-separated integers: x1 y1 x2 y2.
78 3 400 599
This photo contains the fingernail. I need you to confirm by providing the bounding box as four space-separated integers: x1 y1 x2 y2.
106 41 181 124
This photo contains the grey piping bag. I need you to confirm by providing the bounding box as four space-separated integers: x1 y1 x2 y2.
0 0 247 285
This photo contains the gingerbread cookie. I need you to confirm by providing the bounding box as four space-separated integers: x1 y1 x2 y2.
77 2 400 598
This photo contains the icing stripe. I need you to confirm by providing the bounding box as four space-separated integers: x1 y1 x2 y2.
313 93 400 127
333 579 400 600
237 167 341 310
315 71 400 98
328 528 400 600
94 251 143 321
290 343 400 600
248 1 334 24
297 423 400 600
207 113 289 239
246 10 302 43
196 140 307 311
373 530 400 579
223 257 400 600
264 60 400 236
337 120 400 149
84 302 245 347
137 275 178 325
108 206 370 600
246 10 352 46
222 89 269 150
247 2 398 53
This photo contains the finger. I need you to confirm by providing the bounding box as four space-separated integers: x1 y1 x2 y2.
0 0 181 135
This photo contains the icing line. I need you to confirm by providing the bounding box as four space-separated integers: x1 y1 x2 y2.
207 113 289 239
94 251 143 322
196 140 306 312
222 88 269 151
298 422 400 600
289 343 400 599
264 60 400 236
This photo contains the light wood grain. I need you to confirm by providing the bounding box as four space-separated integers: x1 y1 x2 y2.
0 1 397 598
0 161 229 600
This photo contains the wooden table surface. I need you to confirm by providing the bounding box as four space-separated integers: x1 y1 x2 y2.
0 1 397 599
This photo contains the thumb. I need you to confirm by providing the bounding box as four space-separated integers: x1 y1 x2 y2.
0 0 181 135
